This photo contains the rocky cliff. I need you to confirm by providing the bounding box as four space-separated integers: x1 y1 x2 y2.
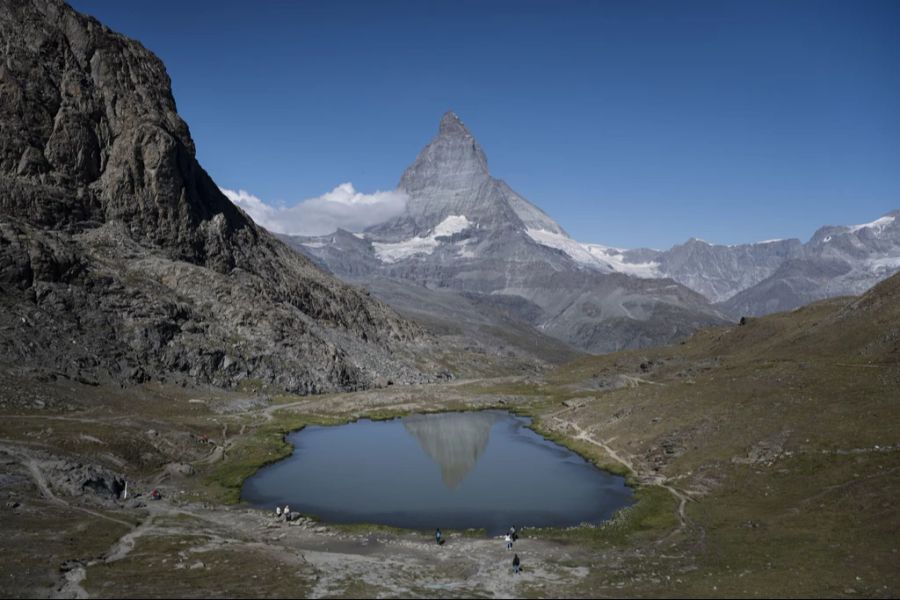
0 0 428 392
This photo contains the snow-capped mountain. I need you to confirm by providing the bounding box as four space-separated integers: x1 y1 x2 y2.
287 112 725 353
369 112 567 241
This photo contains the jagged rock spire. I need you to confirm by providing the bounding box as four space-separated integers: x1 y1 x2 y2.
438 111 471 137
399 111 489 196
364 111 566 239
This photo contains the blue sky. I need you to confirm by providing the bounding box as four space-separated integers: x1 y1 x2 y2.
70 0 900 248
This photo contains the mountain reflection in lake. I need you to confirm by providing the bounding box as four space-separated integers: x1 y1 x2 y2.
241 410 633 535
402 411 501 488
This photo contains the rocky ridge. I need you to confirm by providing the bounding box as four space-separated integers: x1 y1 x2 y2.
590 209 900 316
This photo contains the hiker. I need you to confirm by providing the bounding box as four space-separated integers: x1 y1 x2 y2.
276 506 282 518
150 488 161 501
512 553 521 574
504 533 513 550
284 505 291 521
509 525 518 542
435 528 442 545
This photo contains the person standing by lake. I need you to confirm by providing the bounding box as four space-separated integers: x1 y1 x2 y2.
435 528 442 545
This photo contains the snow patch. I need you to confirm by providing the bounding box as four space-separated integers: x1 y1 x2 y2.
526 228 605 267
373 216 472 263
848 215 895 234
433 215 471 237
584 245 662 278
866 255 900 271
525 229 661 278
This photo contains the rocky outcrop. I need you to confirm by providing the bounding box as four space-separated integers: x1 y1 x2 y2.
0 0 429 392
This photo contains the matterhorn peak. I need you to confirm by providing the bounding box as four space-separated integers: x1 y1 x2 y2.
438 111 471 137
399 111 489 197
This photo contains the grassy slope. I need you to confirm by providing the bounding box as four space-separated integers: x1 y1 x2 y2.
518 273 900 596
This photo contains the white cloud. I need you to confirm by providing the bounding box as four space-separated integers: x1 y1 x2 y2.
220 183 407 236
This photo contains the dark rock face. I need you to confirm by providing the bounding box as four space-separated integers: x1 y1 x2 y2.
292 112 726 353
43 457 125 501
0 0 427 392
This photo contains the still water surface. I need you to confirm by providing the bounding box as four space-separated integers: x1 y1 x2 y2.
242 411 633 534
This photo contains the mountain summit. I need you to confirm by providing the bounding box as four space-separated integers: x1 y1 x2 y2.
372 112 565 241
437 111 476 137
401 111 488 187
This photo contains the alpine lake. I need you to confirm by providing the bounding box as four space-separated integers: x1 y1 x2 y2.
242 410 634 535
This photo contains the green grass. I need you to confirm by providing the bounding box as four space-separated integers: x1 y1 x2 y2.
203 412 344 504
527 486 678 546
326 520 488 539
527 421 632 479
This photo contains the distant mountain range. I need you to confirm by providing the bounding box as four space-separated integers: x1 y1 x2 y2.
563 211 900 316
290 112 899 352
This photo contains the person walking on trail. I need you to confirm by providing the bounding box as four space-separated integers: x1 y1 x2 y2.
509 525 518 542
435 528 442 545
276 506 282 518
504 533 513 550
512 553 521 574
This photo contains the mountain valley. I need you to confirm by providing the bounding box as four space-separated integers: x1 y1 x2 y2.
0 2 897 599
